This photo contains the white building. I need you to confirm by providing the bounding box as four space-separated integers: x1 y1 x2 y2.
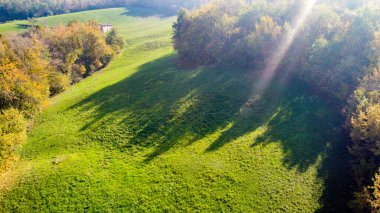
100 24 113 33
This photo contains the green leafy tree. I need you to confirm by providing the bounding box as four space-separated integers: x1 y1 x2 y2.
106 28 125 53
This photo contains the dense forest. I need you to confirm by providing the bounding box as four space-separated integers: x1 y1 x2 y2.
0 0 126 22
172 0 380 211
0 22 124 171
0 0 212 22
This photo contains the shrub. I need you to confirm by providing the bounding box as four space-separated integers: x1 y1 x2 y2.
39 21 114 80
48 71 70 96
0 108 27 171
106 28 125 53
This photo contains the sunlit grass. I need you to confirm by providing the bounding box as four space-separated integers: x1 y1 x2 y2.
0 7 350 212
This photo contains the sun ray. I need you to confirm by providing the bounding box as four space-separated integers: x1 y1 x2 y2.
253 0 318 95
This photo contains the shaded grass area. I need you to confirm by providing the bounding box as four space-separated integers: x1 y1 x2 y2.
0 7 352 212
1 54 352 211
70 55 353 211
122 6 175 18
0 22 29 33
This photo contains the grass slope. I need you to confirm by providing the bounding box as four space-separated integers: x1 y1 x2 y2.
0 7 351 212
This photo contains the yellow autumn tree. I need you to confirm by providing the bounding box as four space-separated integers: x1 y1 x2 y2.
0 34 50 116
0 108 27 171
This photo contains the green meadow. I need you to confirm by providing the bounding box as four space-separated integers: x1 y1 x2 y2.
0 7 351 212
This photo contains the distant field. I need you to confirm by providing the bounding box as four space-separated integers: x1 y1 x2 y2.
0 7 172 40
0 7 351 212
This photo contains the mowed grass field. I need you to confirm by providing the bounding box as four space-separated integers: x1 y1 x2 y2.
0 8 352 212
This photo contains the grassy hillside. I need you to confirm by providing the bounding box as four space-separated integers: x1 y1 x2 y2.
0 7 171 37
0 8 351 212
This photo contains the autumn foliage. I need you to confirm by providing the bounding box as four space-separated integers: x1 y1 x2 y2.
348 59 380 212
40 21 115 84
0 33 50 116
173 0 380 211
0 109 26 171
0 21 124 172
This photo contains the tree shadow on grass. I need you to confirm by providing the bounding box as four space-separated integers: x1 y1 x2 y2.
16 24 32 29
253 99 353 212
203 77 353 211
70 54 254 155
69 54 352 212
250 83 353 212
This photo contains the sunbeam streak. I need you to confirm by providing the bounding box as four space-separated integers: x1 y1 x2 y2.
253 0 318 95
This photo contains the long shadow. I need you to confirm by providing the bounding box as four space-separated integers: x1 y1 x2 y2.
69 55 352 211
256 102 353 212
16 24 32 29
70 55 255 156
203 75 353 211
249 81 353 212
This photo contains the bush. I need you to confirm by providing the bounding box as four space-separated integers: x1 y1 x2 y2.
39 21 114 80
350 171 380 212
49 71 70 96
0 108 27 171
106 29 125 53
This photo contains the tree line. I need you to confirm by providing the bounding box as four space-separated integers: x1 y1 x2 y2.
0 0 212 23
173 0 380 211
0 0 127 22
0 21 124 171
